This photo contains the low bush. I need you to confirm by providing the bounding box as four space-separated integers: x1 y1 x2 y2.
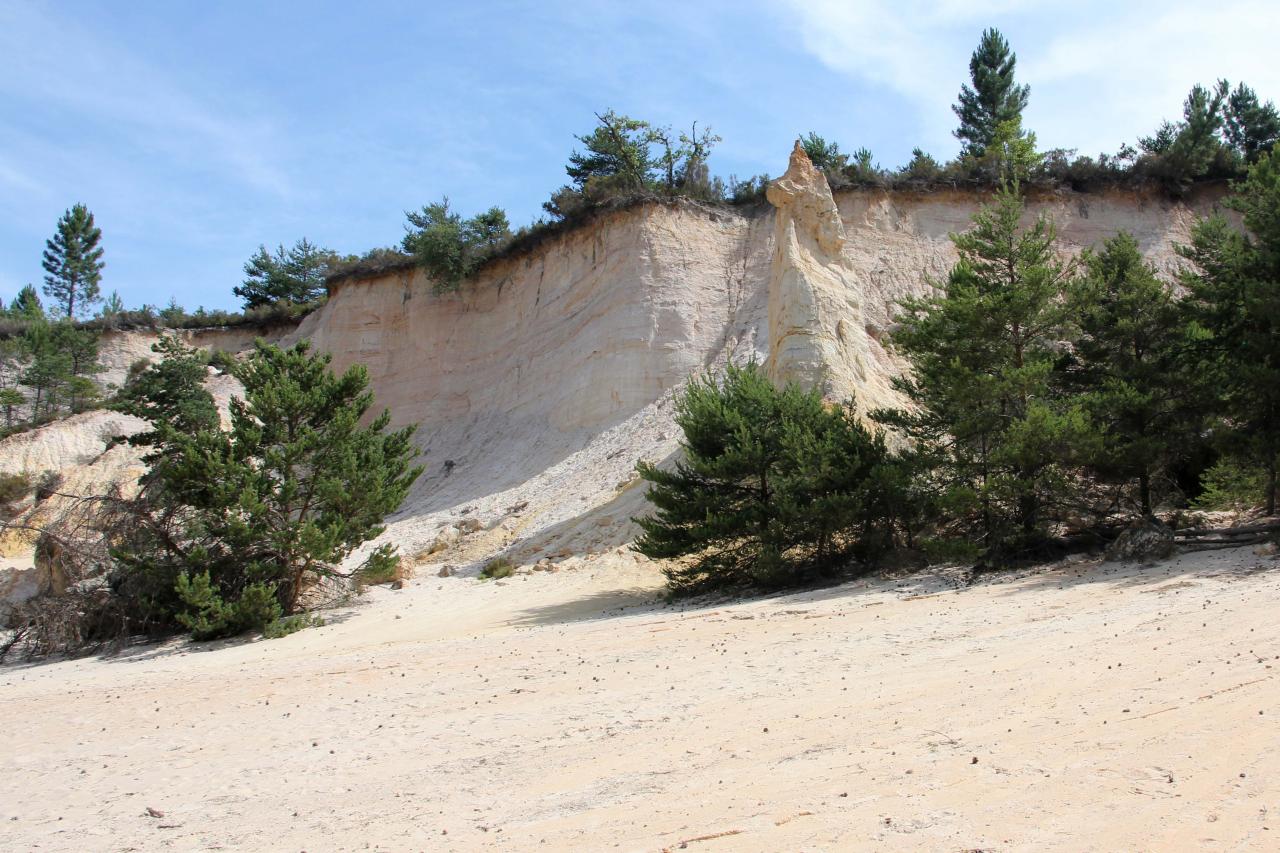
262 613 323 639
634 363 913 595
1193 457 1269 511
0 471 32 506
480 557 515 579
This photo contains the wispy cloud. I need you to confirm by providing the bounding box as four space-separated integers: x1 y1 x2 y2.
0 3 290 196
779 0 1280 156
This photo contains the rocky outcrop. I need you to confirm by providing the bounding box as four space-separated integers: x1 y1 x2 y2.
1106 518 1176 562
765 142 898 412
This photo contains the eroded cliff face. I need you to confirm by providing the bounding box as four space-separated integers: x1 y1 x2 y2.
292 160 1227 574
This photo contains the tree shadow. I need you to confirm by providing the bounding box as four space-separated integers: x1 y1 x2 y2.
985 544 1279 598
2 606 364 670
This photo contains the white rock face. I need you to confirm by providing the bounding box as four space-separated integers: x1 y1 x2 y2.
289 164 1225 573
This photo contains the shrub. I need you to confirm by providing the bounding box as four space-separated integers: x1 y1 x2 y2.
34 471 63 501
480 557 515 579
402 200 512 294
727 174 770 205
1193 457 1268 511
262 613 322 639
355 543 402 587
0 471 32 508
634 363 909 595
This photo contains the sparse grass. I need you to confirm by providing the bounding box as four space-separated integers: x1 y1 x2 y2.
0 471 32 507
480 557 515 580
262 613 323 639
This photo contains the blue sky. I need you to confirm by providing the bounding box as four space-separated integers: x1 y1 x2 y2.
2 0 1278 311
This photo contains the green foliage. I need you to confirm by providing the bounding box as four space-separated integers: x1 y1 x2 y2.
545 111 723 217
0 471 32 507
953 28 1031 157
1224 83 1280 164
1179 148 1280 513
235 238 339 309
480 557 515 580
402 199 511 293
1193 456 1270 511
98 290 125 328
10 284 44 321
899 149 942 183
875 186 1093 559
1067 233 1197 516
174 571 282 641
0 387 25 429
634 363 908 594
112 340 423 639
115 335 219 453
262 613 323 639
355 543 402 586
844 148 883 185
727 174 770 205
800 132 848 177
42 204 104 319
1140 81 1233 188
565 110 656 194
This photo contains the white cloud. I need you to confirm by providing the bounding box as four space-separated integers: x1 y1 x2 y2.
779 0 1280 156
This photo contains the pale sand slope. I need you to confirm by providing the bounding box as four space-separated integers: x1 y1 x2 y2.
2 546 1278 852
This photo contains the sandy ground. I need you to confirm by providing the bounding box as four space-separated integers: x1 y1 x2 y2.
2 546 1279 852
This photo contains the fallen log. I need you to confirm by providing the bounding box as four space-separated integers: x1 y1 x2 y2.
1175 521 1280 539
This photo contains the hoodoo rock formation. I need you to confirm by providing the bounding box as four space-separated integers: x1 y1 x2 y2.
765 142 897 411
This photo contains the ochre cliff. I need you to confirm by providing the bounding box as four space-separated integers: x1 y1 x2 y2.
0 149 1231 585
285 154 1228 573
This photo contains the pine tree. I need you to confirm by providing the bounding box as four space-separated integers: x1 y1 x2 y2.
800 132 848 176
952 29 1031 157
42 204 104 318
116 335 220 453
874 186 1093 558
100 290 125 320
403 201 511 293
1067 233 1195 516
633 363 905 593
1224 82 1280 164
112 340 422 638
564 110 656 193
280 238 336 303
11 284 45 321
0 387 23 429
234 239 337 309
1180 148 1280 513
18 322 70 420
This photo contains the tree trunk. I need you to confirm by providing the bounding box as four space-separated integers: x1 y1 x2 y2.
1267 454 1277 517
1139 471 1152 518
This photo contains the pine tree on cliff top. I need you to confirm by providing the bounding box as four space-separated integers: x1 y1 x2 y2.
42 203 104 319
953 28 1031 158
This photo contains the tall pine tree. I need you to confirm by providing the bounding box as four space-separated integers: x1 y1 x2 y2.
875 186 1093 558
42 204 104 319
1180 148 1280 513
952 29 1031 158
1067 233 1195 516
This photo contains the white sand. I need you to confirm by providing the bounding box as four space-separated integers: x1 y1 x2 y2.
2 546 1278 851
